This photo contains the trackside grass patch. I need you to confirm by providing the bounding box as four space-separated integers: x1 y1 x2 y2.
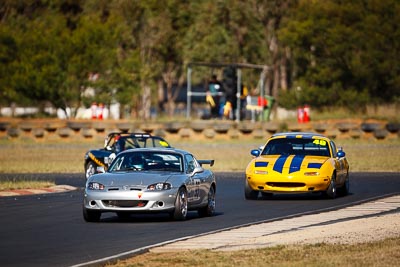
0 179 54 191
109 237 400 267
0 139 400 173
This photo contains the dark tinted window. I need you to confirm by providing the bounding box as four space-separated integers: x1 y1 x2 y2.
262 138 331 157
109 151 183 172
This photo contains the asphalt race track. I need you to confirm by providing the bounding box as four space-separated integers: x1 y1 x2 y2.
0 172 399 267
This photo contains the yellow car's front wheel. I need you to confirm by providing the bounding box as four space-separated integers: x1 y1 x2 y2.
245 179 259 200
324 173 337 199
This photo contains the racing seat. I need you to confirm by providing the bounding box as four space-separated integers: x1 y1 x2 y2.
126 154 145 170
275 143 293 155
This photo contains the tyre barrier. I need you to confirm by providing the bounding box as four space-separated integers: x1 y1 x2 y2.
213 121 232 134
0 119 398 141
387 123 400 133
263 122 279 134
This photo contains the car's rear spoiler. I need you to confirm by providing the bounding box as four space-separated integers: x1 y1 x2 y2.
198 160 215 167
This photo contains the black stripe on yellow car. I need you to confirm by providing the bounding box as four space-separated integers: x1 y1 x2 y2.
308 163 323 169
88 152 105 167
255 161 269 167
273 155 289 173
272 155 306 174
289 155 305 173
272 154 323 174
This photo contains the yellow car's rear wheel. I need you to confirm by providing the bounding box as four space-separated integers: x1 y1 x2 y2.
337 172 350 196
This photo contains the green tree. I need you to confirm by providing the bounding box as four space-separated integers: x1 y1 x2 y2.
279 0 400 110
184 1 239 63
0 0 140 118
78 0 140 119
0 25 20 109
10 12 73 116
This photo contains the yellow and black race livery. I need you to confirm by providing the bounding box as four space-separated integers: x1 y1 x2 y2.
84 133 171 179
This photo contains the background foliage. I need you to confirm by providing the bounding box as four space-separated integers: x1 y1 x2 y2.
0 0 399 119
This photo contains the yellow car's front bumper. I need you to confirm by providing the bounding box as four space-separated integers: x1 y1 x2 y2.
246 174 332 193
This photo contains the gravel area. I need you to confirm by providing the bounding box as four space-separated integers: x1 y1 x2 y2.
216 212 400 251
151 196 400 253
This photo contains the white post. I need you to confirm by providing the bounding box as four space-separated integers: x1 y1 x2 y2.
186 67 192 119
236 68 241 122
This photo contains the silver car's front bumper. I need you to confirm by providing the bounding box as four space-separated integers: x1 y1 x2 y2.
84 188 178 213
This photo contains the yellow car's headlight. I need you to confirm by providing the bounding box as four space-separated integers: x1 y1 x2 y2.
254 170 268 175
304 171 320 176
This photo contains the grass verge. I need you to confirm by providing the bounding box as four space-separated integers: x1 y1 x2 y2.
110 238 400 267
0 138 400 173
0 178 54 190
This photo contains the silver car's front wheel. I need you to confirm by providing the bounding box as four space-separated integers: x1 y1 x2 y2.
83 207 101 222
172 187 188 221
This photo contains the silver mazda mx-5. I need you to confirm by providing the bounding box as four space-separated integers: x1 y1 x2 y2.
83 148 216 222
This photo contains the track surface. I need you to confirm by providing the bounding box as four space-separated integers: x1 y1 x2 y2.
0 172 399 267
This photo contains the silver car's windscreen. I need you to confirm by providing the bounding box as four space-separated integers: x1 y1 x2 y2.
108 151 183 172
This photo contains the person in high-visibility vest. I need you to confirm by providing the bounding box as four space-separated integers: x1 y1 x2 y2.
223 101 232 119
207 75 224 118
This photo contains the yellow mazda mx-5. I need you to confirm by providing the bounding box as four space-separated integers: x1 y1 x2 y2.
245 132 349 199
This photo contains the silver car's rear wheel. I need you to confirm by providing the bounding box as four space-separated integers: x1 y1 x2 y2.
172 187 188 221
198 185 216 217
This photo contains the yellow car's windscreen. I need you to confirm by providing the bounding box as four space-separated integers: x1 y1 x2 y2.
262 138 330 157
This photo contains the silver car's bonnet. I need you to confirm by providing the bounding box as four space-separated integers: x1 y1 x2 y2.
89 171 175 187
